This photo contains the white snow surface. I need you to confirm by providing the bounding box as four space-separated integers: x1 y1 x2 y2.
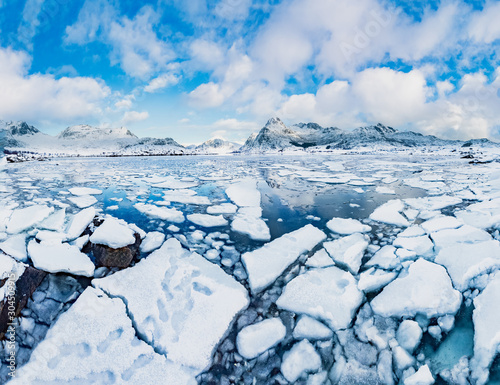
369 199 410 227
230 207 270 241
236 318 286 359
68 195 98 208
65 207 95 240
187 213 228 227
6 205 54 234
293 315 333 340
69 187 102 196
225 179 261 207
0 234 27 262
140 231 165 253
324 233 369 274
93 238 249 372
280 340 322 382
134 203 185 223
90 217 136 248
326 217 371 234
242 224 326 293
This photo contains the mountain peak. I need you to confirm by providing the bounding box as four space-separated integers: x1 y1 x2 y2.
1 121 40 136
58 125 138 140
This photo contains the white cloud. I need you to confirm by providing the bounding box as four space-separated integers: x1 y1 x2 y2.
17 0 46 50
468 1 500 43
189 82 226 108
144 73 179 93
120 110 149 125
0 47 110 124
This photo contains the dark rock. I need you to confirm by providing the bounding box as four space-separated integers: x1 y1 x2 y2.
91 233 141 268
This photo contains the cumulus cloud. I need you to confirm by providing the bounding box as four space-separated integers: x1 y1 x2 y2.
120 110 149 125
0 47 110 124
144 73 179 93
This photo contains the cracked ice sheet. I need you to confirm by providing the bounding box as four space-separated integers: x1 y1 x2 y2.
93 238 249 373
9 287 196 385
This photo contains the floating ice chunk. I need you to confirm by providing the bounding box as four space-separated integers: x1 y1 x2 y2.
0 233 27 262
68 195 98 208
94 238 249 372
393 235 434 257
153 177 198 189
140 231 165 253
382 177 398 184
376 186 396 195
471 272 500 385
393 345 415 371
366 245 400 270
398 226 425 238
454 198 500 229
434 240 500 291
35 230 67 243
431 225 491 251
9 287 196 385
293 315 333 340
358 268 398 293
371 259 461 318
206 203 238 214
369 199 410 227
324 233 369 274
7 204 54 234
396 320 423 353
161 190 211 205
404 365 434 385
225 179 261 207
324 161 345 171
90 217 136 248
0 253 25 282
277 266 364 330
236 318 286 360
306 248 334 268
68 187 102 196
38 208 66 231
230 207 270 241
242 224 326 293
167 224 180 232
70 235 89 250
281 340 322 382
134 203 185 223
420 216 462 233
65 207 95 240
28 240 95 277
326 217 371 235
405 196 462 211
187 213 228 227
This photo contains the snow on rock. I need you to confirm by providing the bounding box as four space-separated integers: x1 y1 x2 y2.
323 233 369 274
65 207 95 240
371 259 462 318
306 248 334 268
206 203 237 214
366 245 401 270
434 240 500 291
6 205 54 234
280 339 322 382
68 195 98 208
405 196 462 211
369 199 410 227
242 224 326 293
225 179 261 207
471 272 500 385
358 268 398 293
430 225 491 251
68 187 102 196
326 217 372 235
27 240 95 277
404 365 435 385
90 217 136 249
277 266 364 330
230 207 270 241
396 320 423 353
187 213 228 227
0 233 27 262
420 216 462 234
9 287 196 385
236 318 286 360
393 235 434 257
93 238 249 372
140 231 165 253
293 315 333 340
134 203 185 223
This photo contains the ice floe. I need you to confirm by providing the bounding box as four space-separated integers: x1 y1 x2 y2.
225 179 261 207
326 217 371 234
0 233 27 262
6 205 54 234
236 318 286 360
140 231 165 253
134 203 185 223
323 233 369 274
293 315 333 340
68 195 98 208
187 213 228 227
280 339 322 382
369 199 410 227
230 207 270 241
68 187 102 196
89 217 136 248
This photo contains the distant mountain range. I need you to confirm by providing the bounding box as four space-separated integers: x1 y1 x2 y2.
1 117 497 161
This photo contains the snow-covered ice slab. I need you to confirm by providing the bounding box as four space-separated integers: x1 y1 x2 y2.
206 203 237 214
65 207 95 240
365 245 400 270
9 287 196 385
153 177 198 189
404 365 434 385
236 318 286 360
371 259 461 318
38 208 66 232
68 187 102 196
324 233 369 274
225 179 261 207
94 238 249 372
434 240 500 291
280 339 322 382
187 213 228 227
231 207 270 241
326 217 371 235
293 315 333 340
471 272 500 385
134 203 185 223
6 205 54 234
140 231 165 253
27 240 95 277
405 196 462 211
89 217 136 248
306 248 334 268
68 195 98 208
0 233 27 262
358 268 398 293
420 216 462 234
431 225 491 251
393 234 434 257
454 198 500 229
277 266 364 330
369 199 410 227
242 224 326 293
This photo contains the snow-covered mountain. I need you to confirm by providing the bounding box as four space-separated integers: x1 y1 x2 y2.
189 138 241 154
240 118 495 152
58 125 137 140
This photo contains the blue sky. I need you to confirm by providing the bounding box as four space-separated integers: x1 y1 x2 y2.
0 0 500 144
